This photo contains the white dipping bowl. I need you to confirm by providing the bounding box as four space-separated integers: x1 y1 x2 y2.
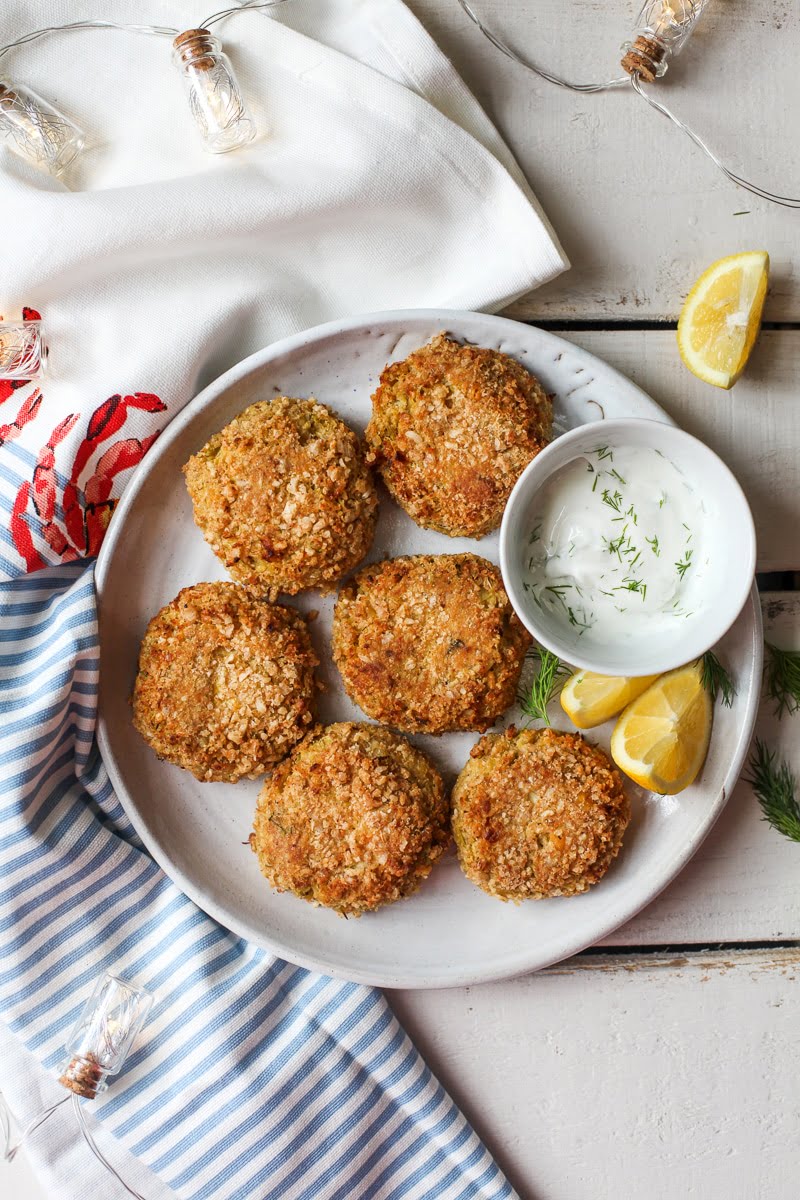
499 418 756 677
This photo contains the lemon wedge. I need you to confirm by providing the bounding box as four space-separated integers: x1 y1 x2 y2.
610 661 712 795
560 670 661 729
677 250 769 389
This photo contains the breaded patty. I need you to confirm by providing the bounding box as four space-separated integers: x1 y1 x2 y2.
452 726 630 900
251 722 449 915
183 398 378 599
332 554 531 734
132 582 318 782
365 333 551 538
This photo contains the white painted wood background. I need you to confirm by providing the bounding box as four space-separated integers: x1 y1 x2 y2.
5 1 800 1197
409 0 800 321
392 947 800 1199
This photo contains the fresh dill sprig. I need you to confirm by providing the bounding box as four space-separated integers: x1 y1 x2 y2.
763 642 800 719
745 739 800 843
646 534 660 557
518 648 571 726
615 577 647 601
675 548 693 579
567 606 593 632
595 445 613 460
700 650 736 707
601 489 623 513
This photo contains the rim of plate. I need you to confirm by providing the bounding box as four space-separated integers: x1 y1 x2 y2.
96 309 764 988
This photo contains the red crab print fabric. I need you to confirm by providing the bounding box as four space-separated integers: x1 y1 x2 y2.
2 390 166 573
0 306 166 572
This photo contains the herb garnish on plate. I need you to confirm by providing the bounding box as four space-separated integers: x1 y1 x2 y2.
518 647 570 726
700 650 735 708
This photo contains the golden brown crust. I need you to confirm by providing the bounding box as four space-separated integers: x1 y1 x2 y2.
252 722 450 916
365 334 551 538
332 554 531 734
132 582 318 782
452 727 630 900
183 398 378 599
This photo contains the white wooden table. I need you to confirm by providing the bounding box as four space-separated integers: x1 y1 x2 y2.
5 3 800 1197
389 4 800 1197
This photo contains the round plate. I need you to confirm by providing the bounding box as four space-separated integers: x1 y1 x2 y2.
96 310 762 989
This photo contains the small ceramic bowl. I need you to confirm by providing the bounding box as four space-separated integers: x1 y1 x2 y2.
499 418 756 677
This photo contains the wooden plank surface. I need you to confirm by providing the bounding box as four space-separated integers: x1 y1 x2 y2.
408 0 800 321
558 329 800 573
389 946 799 1200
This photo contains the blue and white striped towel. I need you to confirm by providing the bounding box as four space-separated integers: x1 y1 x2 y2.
0 551 514 1200
0 0 566 1195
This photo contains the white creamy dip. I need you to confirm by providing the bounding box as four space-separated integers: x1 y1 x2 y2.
524 444 709 646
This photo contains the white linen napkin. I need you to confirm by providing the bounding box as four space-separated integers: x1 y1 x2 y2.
0 0 566 518
0 1 566 1196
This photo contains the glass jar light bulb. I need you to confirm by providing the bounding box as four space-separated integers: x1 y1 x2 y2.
172 28 256 154
0 319 46 379
0 78 84 176
621 0 711 81
59 974 153 1099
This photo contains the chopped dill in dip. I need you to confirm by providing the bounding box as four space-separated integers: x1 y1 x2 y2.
524 445 708 644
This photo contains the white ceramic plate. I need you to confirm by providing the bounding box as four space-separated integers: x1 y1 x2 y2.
96 310 763 989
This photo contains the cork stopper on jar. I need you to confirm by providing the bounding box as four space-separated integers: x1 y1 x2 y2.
621 35 667 83
58 1053 106 1100
172 28 217 71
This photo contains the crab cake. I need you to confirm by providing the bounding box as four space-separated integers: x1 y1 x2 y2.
132 582 318 783
365 333 551 538
252 722 449 916
332 554 530 735
183 398 378 600
452 727 630 900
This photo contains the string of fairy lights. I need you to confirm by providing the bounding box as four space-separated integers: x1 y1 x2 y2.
0 0 796 207
0 2 291 174
457 0 800 209
1 0 796 383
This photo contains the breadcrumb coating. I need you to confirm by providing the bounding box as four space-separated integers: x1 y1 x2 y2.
251 722 450 915
365 333 551 538
332 554 531 734
132 582 318 782
452 726 630 900
183 397 378 599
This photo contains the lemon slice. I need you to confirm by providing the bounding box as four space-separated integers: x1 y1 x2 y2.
560 670 661 729
610 661 712 795
677 250 769 389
